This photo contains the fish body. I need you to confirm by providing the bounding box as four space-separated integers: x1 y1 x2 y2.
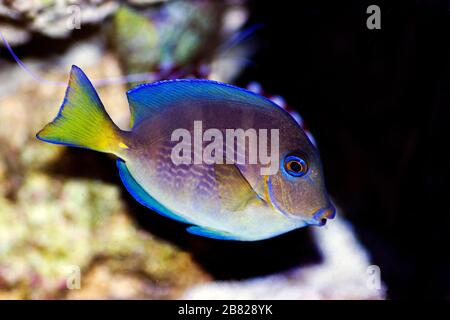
37 66 335 241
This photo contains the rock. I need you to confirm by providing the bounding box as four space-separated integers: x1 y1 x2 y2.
0 44 210 299
111 6 159 85
110 1 250 85
0 1 118 46
0 172 209 299
0 0 167 46
182 214 387 300
0 23 30 46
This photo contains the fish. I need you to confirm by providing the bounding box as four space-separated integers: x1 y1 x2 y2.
36 66 335 241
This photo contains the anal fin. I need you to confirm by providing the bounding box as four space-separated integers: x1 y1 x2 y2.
186 226 241 241
117 159 190 224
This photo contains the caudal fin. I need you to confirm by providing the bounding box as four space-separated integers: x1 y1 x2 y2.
37 66 129 156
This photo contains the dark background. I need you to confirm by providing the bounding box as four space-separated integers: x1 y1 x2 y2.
127 0 449 300
235 0 450 299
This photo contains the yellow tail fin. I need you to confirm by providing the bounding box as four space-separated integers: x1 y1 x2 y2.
37 66 128 156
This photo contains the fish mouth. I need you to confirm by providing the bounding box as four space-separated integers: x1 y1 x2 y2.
310 205 336 226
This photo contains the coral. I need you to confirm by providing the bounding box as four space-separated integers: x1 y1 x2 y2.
182 214 386 300
0 0 383 300
0 173 209 299
0 47 209 299
0 0 121 45
110 1 249 85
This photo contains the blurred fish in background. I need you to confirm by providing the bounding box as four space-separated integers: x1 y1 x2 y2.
0 0 386 299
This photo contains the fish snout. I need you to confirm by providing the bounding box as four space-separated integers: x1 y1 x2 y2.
311 205 336 226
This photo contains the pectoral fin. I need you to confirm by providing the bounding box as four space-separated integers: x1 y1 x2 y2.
214 163 265 212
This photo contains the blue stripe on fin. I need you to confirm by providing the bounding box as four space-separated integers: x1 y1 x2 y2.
186 226 241 241
117 159 190 224
126 79 281 128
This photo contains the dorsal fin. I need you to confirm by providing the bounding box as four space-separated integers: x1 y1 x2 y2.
126 79 279 128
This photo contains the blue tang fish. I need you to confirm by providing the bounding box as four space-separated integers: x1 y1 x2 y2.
37 66 335 241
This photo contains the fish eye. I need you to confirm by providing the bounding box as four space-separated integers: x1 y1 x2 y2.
284 155 308 177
